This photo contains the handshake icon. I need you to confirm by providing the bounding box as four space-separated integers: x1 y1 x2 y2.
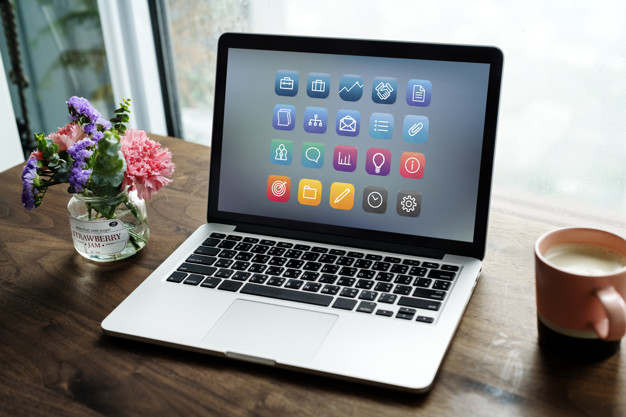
374 81 394 101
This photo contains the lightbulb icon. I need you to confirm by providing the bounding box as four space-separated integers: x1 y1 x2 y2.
372 152 385 174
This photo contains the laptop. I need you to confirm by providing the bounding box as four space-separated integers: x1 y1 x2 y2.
102 33 503 393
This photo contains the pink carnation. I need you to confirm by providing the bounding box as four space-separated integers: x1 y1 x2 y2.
29 150 43 161
120 129 174 200
49 122 87 151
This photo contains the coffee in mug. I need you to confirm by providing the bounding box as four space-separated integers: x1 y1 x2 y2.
535 227 626 360
544 243 626 276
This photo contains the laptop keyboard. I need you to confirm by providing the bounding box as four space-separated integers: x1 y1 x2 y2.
165 233 460 324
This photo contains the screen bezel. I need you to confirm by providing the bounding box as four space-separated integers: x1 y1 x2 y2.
207 33 503 260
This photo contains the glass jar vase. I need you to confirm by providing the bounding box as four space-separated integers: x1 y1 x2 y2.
67 189 149 262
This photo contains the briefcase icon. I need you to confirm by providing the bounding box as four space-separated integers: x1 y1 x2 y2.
279 76 294 90
339 115 357 132
302 185 317 199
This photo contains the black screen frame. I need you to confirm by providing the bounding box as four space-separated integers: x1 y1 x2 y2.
208 33 503 260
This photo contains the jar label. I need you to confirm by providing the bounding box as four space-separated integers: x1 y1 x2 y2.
69 218 130 255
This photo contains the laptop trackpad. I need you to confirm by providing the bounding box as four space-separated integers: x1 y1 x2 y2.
202 299 338 363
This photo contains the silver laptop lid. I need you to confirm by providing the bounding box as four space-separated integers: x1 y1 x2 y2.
208 33 503 259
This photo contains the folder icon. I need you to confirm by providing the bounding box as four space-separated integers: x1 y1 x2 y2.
298 180 322 206
302 185 317 199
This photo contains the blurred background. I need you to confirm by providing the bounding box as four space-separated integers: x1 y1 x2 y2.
1 0 624 228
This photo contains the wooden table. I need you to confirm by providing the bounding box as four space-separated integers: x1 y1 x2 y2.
1 135 623 417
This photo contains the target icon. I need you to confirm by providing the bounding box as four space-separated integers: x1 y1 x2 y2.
271 180 287 197
267 175 290 202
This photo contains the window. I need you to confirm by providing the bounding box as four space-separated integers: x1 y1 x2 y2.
0 0 114 154
160 0 626 227
3 1 624 227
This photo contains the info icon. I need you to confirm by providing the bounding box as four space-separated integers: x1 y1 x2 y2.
400 152 425 179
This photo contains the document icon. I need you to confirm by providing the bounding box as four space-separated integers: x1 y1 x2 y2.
412 85 425 102
277 109 291 126
335 110 360 136
273 104 296 130
406 79 432 106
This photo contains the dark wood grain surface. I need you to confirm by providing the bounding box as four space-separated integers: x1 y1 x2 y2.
1 135 624 417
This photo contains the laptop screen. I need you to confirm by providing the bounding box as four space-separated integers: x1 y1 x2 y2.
209 34 502 258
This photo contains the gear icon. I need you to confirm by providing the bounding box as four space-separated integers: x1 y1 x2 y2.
400 195 417 212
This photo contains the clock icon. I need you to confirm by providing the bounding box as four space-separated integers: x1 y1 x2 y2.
367 191 384 208
362 186 387 213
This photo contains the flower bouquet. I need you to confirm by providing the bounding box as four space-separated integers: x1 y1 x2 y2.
20 96 175 261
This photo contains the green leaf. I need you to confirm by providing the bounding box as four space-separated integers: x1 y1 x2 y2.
110 98 132 136
90 130 126 195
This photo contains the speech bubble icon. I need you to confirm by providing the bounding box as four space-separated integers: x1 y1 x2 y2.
305 146 321 163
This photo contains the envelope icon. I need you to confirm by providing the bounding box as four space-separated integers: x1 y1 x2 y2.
339 115 357 132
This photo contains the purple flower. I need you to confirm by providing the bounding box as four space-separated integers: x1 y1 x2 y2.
21 157 38 210
68 138 95 192
67 96 101 122
92 131 104 142
66 96 111 138
69 167 92 192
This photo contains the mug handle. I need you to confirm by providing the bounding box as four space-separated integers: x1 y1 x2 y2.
591 286 626 341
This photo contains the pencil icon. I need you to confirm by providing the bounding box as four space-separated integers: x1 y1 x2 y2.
329 183 354 210
334 188 351 203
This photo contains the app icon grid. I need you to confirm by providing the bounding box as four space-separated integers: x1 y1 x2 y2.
269 70 431 216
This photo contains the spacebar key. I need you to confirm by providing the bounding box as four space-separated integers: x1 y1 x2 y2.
240 283 333 307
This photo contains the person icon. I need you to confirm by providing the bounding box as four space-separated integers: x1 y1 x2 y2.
275 143 288 161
